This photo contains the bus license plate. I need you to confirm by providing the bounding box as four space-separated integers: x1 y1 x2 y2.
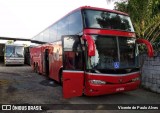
116 87 124 92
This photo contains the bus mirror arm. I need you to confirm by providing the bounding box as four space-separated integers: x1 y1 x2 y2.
136 38 154 57
82 35 95 56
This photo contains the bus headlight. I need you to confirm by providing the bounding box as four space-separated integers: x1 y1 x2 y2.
89 80 106 85
132 77 140 82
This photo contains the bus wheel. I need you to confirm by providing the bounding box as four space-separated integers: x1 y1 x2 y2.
59 69 63 85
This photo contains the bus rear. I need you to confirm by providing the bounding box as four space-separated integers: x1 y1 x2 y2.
4 44 24 65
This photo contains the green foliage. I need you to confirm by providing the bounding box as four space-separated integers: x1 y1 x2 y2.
114 0 160 45
7 40 14 44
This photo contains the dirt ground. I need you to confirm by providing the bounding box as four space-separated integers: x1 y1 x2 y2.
0 64 159 113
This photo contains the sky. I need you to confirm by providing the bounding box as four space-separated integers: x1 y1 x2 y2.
0 0 114 44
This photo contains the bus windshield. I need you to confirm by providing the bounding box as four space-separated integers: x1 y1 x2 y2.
83 9 134 32
88 35 139 72
5 46 24 57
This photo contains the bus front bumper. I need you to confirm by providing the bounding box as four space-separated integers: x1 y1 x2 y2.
5 59 24 65
84 80 140 96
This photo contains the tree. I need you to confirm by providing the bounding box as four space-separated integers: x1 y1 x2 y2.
114 0 160 44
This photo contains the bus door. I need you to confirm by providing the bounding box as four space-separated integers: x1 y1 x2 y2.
44 49 49 76
62 35 84 98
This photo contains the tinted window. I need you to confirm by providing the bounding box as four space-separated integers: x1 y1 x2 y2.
89 35 138 70
69 11 83 35
83 10 134 32
43 29 50 42
49 24 57 42
63 36 81 51
32 11 83 42
63 36 83 70
39 33 43 42
57 16 69 40
119 37 137 68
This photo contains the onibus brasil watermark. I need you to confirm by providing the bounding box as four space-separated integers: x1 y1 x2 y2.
1 105 42 111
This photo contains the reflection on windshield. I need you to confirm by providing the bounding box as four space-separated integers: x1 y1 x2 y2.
83 10 134 32
88 35 139 70
5 46 14 57
5 46 24 57
15 46 24 57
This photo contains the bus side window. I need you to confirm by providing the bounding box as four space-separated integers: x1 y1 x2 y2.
64 52 75 70
63 36 83 70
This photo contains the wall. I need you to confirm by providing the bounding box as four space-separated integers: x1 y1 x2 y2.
141 52 160 93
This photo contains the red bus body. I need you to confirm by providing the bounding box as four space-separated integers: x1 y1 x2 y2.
30 43 62 81
30 6 153 98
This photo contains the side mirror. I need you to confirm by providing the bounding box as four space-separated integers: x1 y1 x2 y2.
82 35 95 56
136 38 154 57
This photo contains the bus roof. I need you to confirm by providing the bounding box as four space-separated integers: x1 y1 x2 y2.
76 6 128 16
57 6 128 23
5 44 24 47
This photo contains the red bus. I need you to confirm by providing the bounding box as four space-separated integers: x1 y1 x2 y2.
30 6 154 98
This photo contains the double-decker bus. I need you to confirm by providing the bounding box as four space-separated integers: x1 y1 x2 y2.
30 6 153 98
4 44 24 65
